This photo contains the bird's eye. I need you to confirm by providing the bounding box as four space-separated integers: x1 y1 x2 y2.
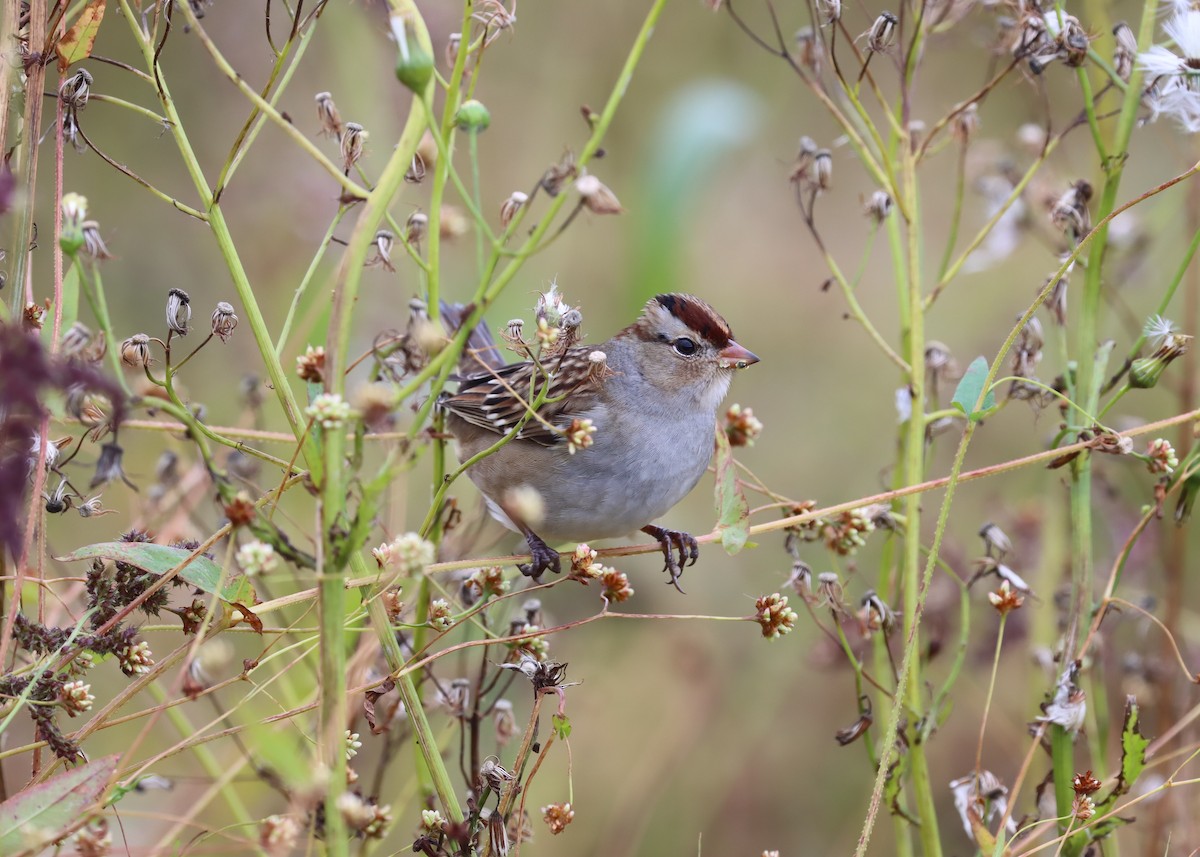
673 337 698 356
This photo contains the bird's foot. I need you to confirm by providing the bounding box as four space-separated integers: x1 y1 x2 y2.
641 525 700 594
517 530 561 580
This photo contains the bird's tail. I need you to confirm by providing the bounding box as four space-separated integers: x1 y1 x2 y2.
439 301 506 375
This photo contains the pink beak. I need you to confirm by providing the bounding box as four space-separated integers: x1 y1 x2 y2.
718 341 760 369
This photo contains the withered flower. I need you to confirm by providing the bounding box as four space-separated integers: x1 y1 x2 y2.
340 122 367 174
866 12 898 52
1073 770 1102 795
575 173 623 214
978 522 1012 559
314 91 343 137
406 211 428 247
541 802 575 835
211 302 238 342
296 344 326 382
500 191 528 228
90 442 130 488
81 220 112 260
165 288 191 336
1113 21 1136 82
366 229 396 272
120 334 151 368
864 190 893 222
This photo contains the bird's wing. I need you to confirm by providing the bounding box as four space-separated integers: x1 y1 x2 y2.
440 348 603 447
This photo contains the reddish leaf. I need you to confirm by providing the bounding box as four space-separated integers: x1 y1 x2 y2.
56 0 107 72
0 755 118 853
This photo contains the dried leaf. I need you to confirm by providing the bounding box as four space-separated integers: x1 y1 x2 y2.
56 0 107 71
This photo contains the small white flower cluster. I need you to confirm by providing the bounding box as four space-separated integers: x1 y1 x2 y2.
345 730 363 761
372 532 435 574
305 392 354 429
237 540 278 577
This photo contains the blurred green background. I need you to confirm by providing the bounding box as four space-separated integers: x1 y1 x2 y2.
15 0 1200 853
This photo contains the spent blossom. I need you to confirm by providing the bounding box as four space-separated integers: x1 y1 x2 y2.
1139 10 1200 132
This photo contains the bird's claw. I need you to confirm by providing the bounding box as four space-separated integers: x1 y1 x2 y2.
642 526 700 594
518 531 561 580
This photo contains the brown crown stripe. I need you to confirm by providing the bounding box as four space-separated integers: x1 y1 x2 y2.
653 294 733 348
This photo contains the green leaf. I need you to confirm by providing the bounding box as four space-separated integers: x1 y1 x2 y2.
713 425 749 555
552 714 571 740
1100 695 1150 809
951 356 997 421
0 755 118 854
55 0 106 71
57 542 255 605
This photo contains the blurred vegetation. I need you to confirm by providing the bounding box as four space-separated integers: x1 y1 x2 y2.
3 0 1200 855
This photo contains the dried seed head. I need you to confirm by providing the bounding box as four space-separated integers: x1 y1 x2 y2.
950 771 1016 839
795 26 824 74
1072 795 1095 820
978 522 1013 558
493 699 517 746
1058 15 1090 67
61 322 93 358
587 349 612 383
445 31 463 67
866 12 899 52
813 149 833 191
786 560 814 602
820 0 841 23
340 122 367 173
1113 21 1136 82
166 288 191 336
209 301 238 342
541 151 578 197
858 590 897 635
59 68 93 109
81 220 112 260
314 91 343 137
121 334 152 368
864 189 893 222
296 344 326 382
1038 662 1087 733
366 229 396 272
405 211 428 248
575 173 623 214
500 191 528 228
952 103 980 143
480 758 517 793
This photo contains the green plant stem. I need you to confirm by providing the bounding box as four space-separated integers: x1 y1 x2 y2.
275 207 348 358
937 142 968 281
177 3 367 201
116 0 312 460
74 262 133 398
357 553 465 823
897 134 942 857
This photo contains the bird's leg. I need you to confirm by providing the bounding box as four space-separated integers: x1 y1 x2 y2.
641 525 700 593
516 524 562 579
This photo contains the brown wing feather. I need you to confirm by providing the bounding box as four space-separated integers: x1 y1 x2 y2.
440 348 601 447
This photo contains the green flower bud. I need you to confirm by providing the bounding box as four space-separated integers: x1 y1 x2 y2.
1130 334 1191 389
391 14 433 94
59 193 87 255
454 99 491 132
